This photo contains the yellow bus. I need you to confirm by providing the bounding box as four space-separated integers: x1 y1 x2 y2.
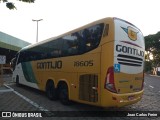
12 17 145 107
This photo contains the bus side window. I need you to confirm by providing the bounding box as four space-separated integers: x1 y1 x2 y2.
103 24 109 37
48 39 63 58
18 51 27 63
78 23 104 53
61 23 104 56
62 35 78 56
37 38 64 59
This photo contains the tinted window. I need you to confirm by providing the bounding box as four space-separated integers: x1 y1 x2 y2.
25 39 63 61
61 35 78 56
18 23 104 62
36 38 63 59
62 23 104 56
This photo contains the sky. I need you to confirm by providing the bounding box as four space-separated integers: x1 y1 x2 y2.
0 0 160 44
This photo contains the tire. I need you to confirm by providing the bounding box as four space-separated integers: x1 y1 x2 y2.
59 83 70 105
16 75 20 86
46 81 58 100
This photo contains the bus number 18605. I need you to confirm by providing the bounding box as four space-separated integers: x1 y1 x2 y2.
74 60 93 67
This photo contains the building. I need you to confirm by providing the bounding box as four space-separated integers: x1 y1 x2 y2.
0 31 30 74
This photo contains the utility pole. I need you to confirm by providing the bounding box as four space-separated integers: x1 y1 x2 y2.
32 19 43 42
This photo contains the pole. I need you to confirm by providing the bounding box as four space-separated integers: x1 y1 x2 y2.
32 19 43 42
36 21 38 43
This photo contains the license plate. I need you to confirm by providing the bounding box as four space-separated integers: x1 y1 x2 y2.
128 95 135 101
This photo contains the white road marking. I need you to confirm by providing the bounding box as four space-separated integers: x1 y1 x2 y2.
0 89 13 93
4 84 49 111
149 85 154 88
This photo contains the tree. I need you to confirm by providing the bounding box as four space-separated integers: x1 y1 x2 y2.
0 0 35 10
144 61 152 73
145 31 160 69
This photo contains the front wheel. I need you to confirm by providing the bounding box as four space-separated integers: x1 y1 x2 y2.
59 83 70 105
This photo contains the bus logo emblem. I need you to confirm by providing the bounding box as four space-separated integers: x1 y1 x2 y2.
121 26 138 41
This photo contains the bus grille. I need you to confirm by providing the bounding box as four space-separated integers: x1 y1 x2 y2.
79 74 98 102
117 54 143 67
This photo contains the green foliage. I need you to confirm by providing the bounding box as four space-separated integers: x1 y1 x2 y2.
145 31 160 67
6 2 16 10
144 61 152 73
0 0 35 10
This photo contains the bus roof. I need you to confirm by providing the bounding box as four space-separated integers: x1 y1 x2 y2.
113 17 141 32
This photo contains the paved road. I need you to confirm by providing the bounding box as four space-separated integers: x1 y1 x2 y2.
145 75 160 92
0 75 160 120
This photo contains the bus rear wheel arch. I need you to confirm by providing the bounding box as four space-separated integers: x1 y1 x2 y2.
45 80 58 100
57 81 71 105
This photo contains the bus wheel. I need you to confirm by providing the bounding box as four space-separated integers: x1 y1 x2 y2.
59 83 70 105
46 81 57 100
16 75 20 86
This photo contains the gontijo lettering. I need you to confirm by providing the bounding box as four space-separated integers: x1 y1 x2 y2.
37 60 62 69
116 44 144 57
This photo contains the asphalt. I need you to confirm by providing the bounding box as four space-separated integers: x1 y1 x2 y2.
0 74 38 109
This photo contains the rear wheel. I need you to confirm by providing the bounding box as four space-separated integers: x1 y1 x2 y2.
58 83 70 105
46 81 57 100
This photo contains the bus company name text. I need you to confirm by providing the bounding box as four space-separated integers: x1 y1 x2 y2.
74 60 93 67
116 44 144 57
37 60 62 69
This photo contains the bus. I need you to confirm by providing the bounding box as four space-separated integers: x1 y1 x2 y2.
12 17 145 107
